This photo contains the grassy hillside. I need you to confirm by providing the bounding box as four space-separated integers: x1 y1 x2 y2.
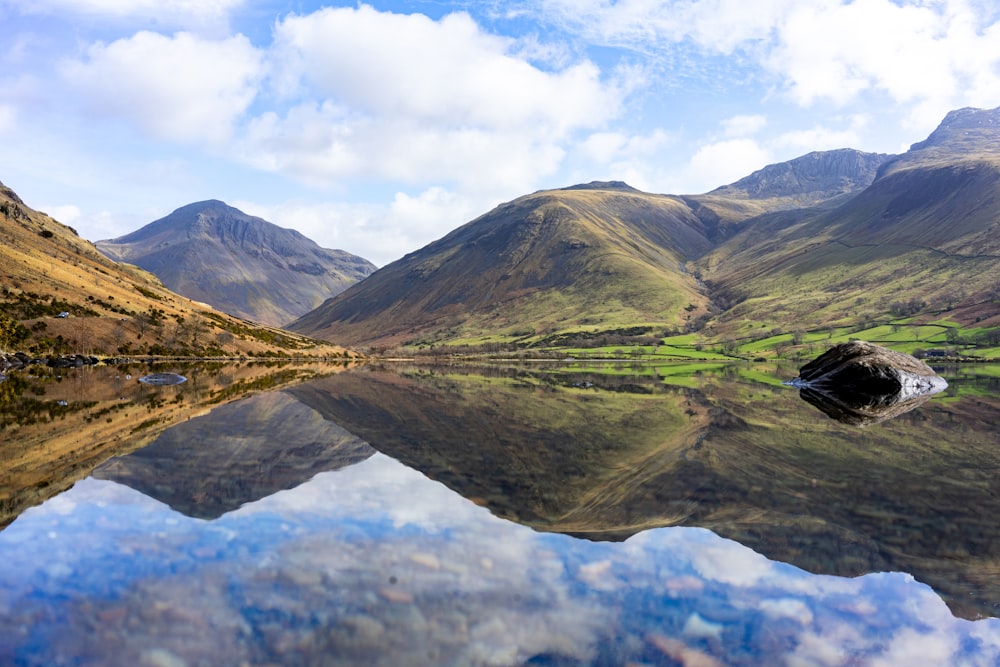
291 184 715 348
697 158 1000 342
289 137 986 354
0 181 357 359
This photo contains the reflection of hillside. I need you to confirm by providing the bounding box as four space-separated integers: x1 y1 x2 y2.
0 362 346 529
94 391 373 518
288 365 1000 620
288 367 711 535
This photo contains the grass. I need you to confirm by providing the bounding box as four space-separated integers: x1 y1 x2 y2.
557 344 733 361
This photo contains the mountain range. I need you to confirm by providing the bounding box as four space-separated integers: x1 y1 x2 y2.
289 106 1000 349
4 106 999 355
96 201 375 328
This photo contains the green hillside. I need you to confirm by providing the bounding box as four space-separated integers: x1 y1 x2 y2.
698 108 1000 342
291 184 716 347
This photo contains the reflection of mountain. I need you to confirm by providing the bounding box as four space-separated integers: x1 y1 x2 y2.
287 365 1000 620
0 362 341 530
94 391 374 519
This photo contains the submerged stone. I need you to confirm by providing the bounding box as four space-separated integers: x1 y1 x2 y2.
787 341 947 426
137 372 187 386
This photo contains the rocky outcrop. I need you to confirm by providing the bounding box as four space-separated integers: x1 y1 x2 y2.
707 148 892 204
788 341 948 425
2 353 103 370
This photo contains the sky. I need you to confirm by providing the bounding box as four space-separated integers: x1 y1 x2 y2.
1 1 999 266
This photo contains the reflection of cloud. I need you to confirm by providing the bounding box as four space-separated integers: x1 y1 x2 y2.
3 454 1000 665
869 627 957 667
759 597 813 625
690 538 773 586
235 454 493 531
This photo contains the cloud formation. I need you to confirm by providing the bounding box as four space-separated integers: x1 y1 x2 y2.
239 5 627 192
62 31 262 145
534 0 1000 123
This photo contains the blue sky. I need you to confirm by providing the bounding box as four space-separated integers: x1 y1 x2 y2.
1 0 999 266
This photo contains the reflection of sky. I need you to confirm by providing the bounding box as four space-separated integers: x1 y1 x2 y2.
1 453 998 666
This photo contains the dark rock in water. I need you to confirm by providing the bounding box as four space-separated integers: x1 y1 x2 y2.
137 372 187 386
788 341 948 425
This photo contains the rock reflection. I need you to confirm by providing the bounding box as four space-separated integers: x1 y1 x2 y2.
796 383 942 425
788 341 949 425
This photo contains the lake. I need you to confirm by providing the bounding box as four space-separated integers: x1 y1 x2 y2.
1 360 999 666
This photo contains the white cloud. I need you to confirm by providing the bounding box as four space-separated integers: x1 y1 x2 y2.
0 105 15 134
869 627 957 667
722 114 767 138
535 0 1000 125
43 204 82 225
579 129 673 164
6 0 243 26
61 31 263 145
763 0 1000 128
689 538 773 586
271 6 620 131
235 186 485 267
774 125 862 154
237 5 626 192
686 138 772 193
534 0 797 52
570 129 675 191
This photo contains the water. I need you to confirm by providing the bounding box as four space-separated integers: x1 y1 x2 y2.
1 361 999 666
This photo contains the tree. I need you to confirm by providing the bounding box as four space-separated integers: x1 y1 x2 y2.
0 311 29 352
132 312 153 338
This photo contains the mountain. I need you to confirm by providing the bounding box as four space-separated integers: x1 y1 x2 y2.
96 201 376 327
287 151 895 348
0 182 351 358
290 182 717 347
698 106 1000 335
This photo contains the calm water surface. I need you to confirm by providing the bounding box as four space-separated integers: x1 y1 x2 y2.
1 361 999 666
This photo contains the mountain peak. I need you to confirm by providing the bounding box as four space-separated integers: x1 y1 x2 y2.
706 148 891 205
96 201 375 326
561 181 642 193
908 105 1000 153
